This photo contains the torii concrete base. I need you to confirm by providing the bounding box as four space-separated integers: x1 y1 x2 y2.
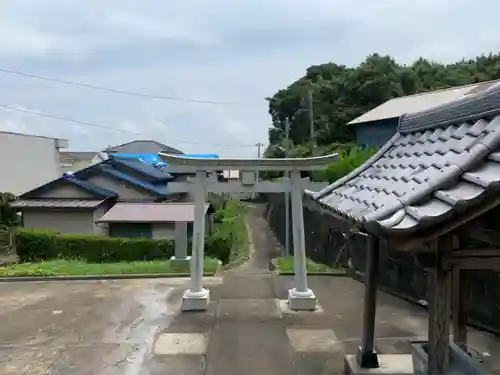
288 288 317 311
181 288 210 311
344 354 413 375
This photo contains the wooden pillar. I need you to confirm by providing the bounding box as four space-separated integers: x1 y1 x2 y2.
356 235 380 368
452 268 468 349
428 235 455 375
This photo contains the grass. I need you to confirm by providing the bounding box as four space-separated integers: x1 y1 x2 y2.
0 258 220 277
275 256 346 274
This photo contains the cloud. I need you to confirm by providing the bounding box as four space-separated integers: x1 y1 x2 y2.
0 0 499 157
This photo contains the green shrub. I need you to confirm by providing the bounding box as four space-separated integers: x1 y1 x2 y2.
205 200 248 264
323 146 378 183
16 229 174 263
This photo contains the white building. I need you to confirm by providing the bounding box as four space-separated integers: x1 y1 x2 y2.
0 131 68 195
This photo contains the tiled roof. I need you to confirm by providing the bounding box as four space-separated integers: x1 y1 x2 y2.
308 81 500 236
59 151 97 164
99 165 169 197
20 175 117 199
347 79 500 125
11 199 106 209
110 156 174 181
104 140 183 155
96 202 211 223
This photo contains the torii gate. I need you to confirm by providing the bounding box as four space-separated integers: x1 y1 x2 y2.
159 152 337 312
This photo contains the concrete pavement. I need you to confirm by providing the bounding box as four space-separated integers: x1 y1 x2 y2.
1 204 500 374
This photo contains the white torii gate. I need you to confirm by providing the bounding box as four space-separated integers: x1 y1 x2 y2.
159 153 337 312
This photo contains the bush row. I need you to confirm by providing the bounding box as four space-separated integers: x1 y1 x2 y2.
322 146 378 183
16 229 174 263
15 200 248 264
205 200 248 264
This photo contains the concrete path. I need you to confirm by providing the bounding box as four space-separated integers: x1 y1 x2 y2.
1 203 500 374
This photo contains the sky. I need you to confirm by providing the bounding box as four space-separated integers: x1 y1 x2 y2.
0 1 499 158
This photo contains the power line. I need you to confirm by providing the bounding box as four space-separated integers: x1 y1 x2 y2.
0 67 242 105
0 103 259 148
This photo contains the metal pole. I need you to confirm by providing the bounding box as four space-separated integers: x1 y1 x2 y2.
255 142 263 198
284 118 290 257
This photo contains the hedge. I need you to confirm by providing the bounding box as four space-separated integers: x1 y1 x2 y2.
322 146 378 183
16 229 174 263
205 200 248 264
15 201 248 264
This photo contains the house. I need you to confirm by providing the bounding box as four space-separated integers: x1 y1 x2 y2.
0 131 68 195
59 151 97 173
349 80 500 148
103 140 184 155
59 140 184 173
11 154 213 238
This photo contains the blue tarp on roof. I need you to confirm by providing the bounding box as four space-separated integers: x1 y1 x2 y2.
110 153 161 163
177 154 219 159
111 153 219 162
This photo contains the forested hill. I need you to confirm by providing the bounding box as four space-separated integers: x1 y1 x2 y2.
265 53 500 158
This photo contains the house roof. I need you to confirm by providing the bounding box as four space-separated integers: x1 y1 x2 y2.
96 202 211 223
0 130 68 143
98 165 170 197
347 80 500 125
307 81 500 237
109 155 174 181
20 175 117 199
59 151 97 164
11 199 106 209
104 140 183 155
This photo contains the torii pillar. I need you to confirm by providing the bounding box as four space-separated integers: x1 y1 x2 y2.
159 152 337 312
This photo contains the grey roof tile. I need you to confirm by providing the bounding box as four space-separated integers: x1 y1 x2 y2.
308 83 500 236
11 199 105 209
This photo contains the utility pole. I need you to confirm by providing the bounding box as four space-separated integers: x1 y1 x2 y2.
284 118 291 257
255 142 264 187
307 89 316 155
256 142 264 158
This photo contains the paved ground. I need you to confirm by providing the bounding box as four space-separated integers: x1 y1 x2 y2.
1 204 500 374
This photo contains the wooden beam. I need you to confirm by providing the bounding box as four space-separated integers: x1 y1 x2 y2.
356 235 380 368
462 227 500 245
452 269 468 349
446 257 500 270
388 191 500 250
427 234 455 375
451 249 500 257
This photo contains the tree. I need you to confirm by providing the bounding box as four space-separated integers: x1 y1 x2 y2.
266 52 500 155
0 192 18 227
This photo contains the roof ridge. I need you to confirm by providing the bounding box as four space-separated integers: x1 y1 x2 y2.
398 81 500 133
390 79 500 101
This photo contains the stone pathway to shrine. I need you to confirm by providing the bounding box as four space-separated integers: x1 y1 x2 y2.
156 204 500 375
1 204 500 375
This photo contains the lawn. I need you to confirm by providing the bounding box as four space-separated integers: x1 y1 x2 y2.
0 258 220 277
275 256 346 274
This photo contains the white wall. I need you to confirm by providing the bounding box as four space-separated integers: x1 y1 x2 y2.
152 223 176 239
0 132 66 195
23 210 95 235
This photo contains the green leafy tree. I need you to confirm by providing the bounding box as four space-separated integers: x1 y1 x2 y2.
0 192 18 227
265 52 500 158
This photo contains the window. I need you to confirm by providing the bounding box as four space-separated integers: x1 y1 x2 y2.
109 223 152 238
